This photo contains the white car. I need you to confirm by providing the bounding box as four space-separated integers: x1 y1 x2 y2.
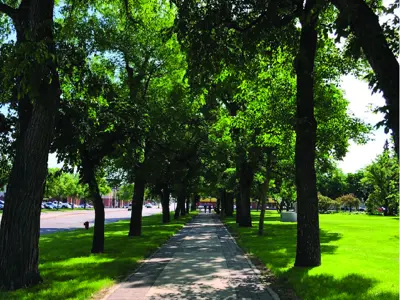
145 204 152 208
60 203 72 209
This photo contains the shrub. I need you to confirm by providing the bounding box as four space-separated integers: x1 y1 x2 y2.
318 193 339 213
336 194 360 212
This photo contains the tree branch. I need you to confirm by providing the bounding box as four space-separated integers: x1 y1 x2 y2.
224 11 267 32
0 3 17 18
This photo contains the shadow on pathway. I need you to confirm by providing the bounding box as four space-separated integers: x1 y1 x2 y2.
104 213 276 300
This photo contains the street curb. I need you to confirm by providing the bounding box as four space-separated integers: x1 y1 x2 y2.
221 219 280 300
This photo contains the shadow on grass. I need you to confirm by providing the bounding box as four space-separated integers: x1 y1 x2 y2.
225 212 341 270
0 212 196 300
224 211 399 300
282 268 398 300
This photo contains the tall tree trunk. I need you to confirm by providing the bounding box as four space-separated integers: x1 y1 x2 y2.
238 160 254 227
174 193 185 219
190 194 197 211
294 0 321 267
0 1 61 290
235 191 241 224
179 194 186 216
174 202 180 219
225 192 234 217
185 197 190 214
331 0 399 155
161 188 170 223
81 153 104 254
258 153 273 236
383 198 389 216
220 189 226 217
87 170 104 254
129 177 145 236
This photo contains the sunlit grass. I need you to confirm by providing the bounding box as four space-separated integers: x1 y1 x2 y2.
224 211 399 300
0 212 197 300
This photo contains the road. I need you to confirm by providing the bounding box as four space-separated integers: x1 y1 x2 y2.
35 206 172 234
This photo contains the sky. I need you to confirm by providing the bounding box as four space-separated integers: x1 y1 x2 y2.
337 75 388 173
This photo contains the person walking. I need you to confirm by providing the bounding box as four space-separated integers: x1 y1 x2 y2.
208 205 212 213
204 205 207 213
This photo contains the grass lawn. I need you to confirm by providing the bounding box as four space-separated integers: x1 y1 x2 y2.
224 211 399 300
0 212 197 300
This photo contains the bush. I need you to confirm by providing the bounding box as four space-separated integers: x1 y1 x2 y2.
336 194 360 212
318 193 339 213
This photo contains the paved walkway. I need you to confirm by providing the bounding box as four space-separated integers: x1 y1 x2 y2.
104 213 277 300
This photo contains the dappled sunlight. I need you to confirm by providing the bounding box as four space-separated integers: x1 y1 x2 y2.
107 213 274 299
224 211 399 300
0 212 196 300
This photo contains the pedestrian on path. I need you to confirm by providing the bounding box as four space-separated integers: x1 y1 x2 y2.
204 205 207 213
208 205 212 213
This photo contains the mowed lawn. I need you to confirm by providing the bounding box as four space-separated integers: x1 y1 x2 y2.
225 211 399 300
0 212 197 300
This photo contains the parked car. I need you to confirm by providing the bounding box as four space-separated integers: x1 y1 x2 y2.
128 204 132 211
145 204 152 208
59 203 72 209
0 203 3 210
44 202 56 209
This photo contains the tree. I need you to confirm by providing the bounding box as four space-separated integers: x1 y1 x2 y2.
331 0 399 154
363 145 399 216
318 193 339 213
0 1 62 289
346 170 372 202
336 193 360 212
317 166 348 199
0 156 11 188
117 184 134 202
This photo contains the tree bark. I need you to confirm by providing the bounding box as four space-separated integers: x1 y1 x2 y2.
0 0 61 290
294 0 321 267
238 160 254 227
219 189 226 217
129 177 145 236
190 194 197 211
235 191 241 224
185 197 190 214
161 188 170 223
331 0 399 155
174 193 185 219
179 194 186 216
225 192 234 217
80 152 105 254
87 168 105 254
258 154 273 236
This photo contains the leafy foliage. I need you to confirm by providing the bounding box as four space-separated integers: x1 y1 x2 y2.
336 193 361 211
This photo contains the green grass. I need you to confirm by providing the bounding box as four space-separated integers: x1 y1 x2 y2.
224 211 399 300
0 212 197 300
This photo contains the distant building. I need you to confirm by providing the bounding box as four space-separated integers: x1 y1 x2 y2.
199 197 217 208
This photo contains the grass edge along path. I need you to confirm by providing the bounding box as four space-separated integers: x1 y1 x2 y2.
223 211 399 300
0 211 198 300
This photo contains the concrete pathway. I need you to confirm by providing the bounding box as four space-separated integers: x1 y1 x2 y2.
104 213 277 300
